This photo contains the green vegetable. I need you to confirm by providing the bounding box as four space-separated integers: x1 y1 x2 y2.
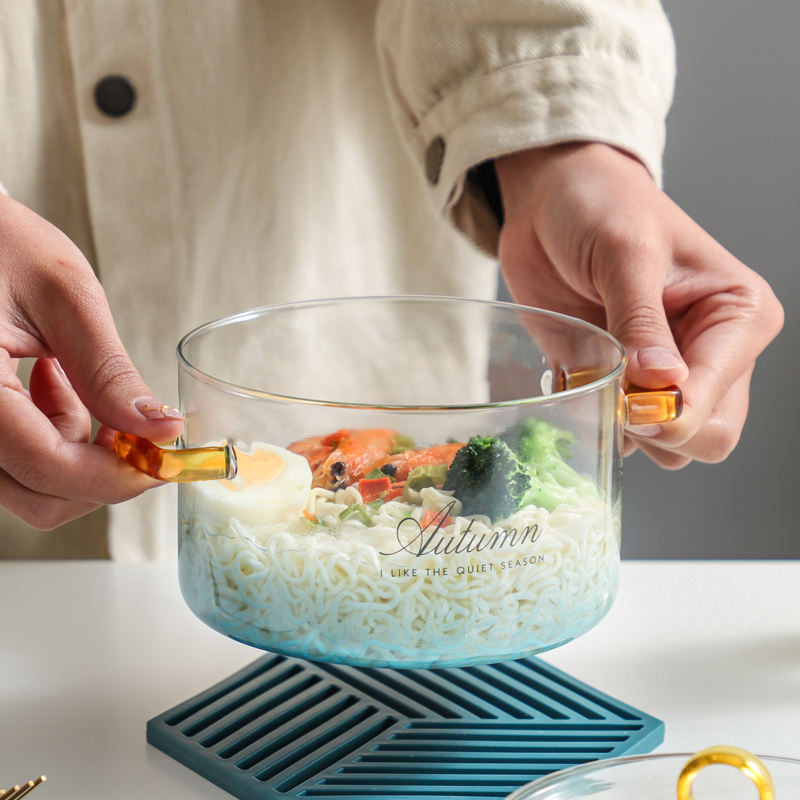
443 419 599 521
500 418 599 512
406 463 449 491
391 433 416 453
500 417 574 463
442 436 532 521
338 501 383 526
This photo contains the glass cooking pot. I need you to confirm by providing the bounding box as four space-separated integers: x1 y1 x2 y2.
115 296 681 668
507 745 795 798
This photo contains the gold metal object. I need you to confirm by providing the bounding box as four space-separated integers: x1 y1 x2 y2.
0 776 46 799
555 366 682 426
677 745 775 799
113 431 238 482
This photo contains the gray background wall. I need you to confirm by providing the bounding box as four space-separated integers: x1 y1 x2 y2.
621 0 800 558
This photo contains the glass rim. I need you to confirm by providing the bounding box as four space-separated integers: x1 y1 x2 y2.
505 751 800 798
176 295 628 410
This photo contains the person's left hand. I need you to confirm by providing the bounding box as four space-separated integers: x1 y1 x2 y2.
494 142 784 468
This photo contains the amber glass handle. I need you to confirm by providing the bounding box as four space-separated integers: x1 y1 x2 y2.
113 431 238 482
677 745 775 800
624 384 683 426
555 366 682 426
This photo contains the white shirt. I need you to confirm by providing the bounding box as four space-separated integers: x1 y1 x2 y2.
0 0 675 560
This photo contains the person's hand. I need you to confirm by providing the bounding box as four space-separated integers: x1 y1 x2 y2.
0 194 184 528
495 142 784 468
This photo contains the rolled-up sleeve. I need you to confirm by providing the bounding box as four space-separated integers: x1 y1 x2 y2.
376 0 676 254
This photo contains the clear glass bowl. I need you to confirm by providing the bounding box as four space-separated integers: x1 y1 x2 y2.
507 749 798 798
120 297 680 668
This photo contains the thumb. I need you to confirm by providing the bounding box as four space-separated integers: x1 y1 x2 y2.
32 276 184 442
68 342 184 442
3 193 184 443
598 256 689 390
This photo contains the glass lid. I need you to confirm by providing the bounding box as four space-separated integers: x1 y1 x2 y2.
507 747 796 799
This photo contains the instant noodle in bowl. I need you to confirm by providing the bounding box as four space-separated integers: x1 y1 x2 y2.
115 296 682 668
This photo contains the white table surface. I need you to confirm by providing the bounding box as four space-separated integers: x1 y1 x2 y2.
2 560 799 798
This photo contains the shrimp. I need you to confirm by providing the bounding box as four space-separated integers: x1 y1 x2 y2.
289 428 397 489
367 442 464 483
286 434 335 473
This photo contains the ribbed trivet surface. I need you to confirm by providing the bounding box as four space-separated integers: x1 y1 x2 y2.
147 654 663 799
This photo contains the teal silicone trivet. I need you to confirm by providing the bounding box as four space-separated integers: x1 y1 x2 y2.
147 654 663 799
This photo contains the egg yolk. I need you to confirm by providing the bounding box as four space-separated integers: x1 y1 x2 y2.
220 449 285 491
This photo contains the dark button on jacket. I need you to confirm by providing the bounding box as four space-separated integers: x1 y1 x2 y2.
94 75 137 117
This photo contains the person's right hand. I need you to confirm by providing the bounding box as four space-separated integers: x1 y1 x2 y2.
0 194 184 529
495 142 784 469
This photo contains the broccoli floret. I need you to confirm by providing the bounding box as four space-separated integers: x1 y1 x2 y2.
500 418 599 511
442 436 531 520
500 417 574 464
443 420 600 521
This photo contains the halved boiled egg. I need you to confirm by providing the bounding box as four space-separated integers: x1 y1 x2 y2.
189 442 312 528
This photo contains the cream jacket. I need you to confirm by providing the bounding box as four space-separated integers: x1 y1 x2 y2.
0 0 675 561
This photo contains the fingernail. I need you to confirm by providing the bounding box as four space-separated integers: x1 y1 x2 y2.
134 397 183 420
637 346 684 370
52 359 70 383
628 424 662 437
53 358 72 389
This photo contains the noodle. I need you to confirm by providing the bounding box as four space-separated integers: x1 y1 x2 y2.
178 483 620 668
